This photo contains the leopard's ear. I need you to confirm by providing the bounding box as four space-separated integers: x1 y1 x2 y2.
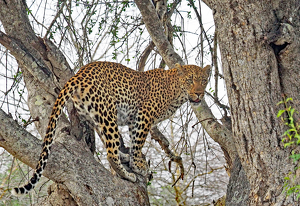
203 65 211 76
175 63 182 69
175 63 186 76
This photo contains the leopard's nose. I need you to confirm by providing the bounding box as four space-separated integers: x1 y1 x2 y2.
195 93 201 98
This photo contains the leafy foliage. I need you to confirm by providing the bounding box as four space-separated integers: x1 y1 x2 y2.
277 97 300 199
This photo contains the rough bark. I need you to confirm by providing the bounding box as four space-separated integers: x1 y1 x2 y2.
203 0 300 204
225 156 250 206
0 0 149 205
34 184 78 206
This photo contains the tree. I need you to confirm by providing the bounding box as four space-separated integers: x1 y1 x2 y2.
201 0 300 205
0 0 228 205
3 0 298 205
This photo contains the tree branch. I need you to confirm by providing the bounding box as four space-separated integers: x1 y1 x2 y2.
134 0 184 68
0 109 41 168
0 31 56 95
191 101 236 167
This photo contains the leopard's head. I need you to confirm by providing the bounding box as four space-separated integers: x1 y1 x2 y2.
176 63 211 104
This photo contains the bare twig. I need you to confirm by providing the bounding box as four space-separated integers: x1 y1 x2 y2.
44 0 67 38
150 126 184 186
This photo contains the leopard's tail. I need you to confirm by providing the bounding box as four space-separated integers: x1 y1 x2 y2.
12 85 73 196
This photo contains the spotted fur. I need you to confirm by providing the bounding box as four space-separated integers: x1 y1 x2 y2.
12 61 210 195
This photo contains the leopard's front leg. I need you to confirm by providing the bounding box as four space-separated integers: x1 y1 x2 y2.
129 114 152 176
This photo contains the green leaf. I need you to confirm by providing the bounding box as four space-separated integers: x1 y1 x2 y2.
296 192 300 200
277 100 284 105
290 153 300 162
290 108 296 117
26 8 32 15
277 110 286 117
283 130 291 136
287 128 297 133
295 133 300 139
284 142 295 148
276 101 284 106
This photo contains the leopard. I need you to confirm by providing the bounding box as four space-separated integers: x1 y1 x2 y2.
12 61 211 195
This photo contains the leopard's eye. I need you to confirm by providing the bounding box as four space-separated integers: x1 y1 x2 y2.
187 75 193 84
201 78 207 85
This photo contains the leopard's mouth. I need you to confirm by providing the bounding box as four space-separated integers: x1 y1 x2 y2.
189 97 201 104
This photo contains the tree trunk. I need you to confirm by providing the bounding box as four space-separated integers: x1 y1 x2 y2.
204 0 300 204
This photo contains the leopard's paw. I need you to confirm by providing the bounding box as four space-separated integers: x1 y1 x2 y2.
131 157 148 176
107 156 136 182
